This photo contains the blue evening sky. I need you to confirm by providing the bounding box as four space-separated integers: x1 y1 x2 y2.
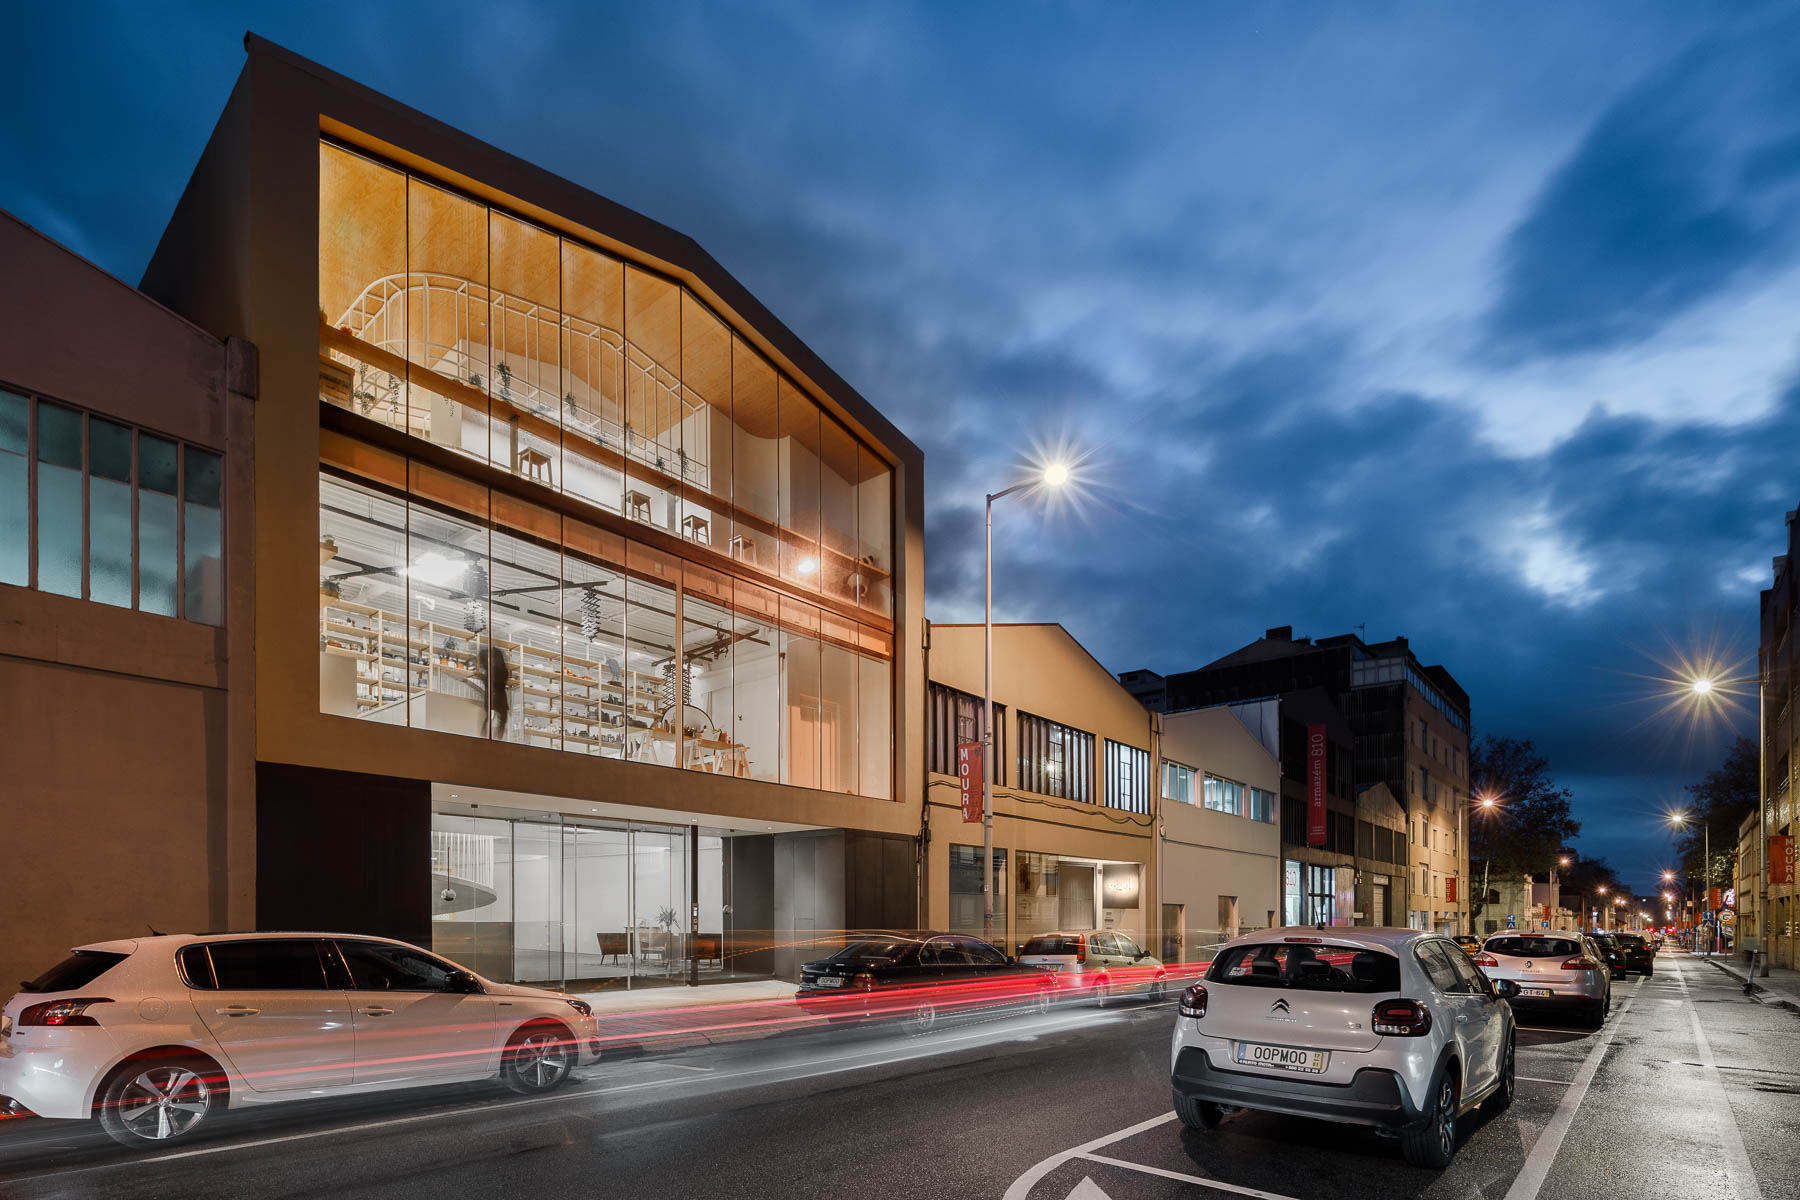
9 2 1797 889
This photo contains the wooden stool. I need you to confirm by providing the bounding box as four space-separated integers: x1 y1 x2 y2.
518 446 553 485
682 514 710 544
624 488 653 522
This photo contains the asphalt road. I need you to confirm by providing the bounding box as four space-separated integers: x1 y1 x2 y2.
0 952 1791 1200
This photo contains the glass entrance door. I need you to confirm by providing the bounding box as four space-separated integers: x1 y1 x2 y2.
432 805 767 989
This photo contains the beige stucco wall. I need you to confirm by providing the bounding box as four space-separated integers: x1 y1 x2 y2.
923 623 1157 951
1403 686 1472 932
1158 707 1281 957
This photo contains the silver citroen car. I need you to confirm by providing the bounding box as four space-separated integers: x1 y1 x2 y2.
1169 928 1519 1169
0 932 601 1147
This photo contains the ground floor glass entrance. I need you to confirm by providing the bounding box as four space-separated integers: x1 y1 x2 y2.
431 800 773 989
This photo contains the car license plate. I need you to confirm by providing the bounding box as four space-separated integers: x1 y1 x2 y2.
1234 1042 1328 1074
814 976 844 988
1519 987 1552 998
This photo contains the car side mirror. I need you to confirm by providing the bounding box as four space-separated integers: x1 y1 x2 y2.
447 969 483 994
1493 978 1520 1001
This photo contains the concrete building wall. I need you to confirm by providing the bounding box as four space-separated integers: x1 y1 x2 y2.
1158 707 1281 961
0 210 255 993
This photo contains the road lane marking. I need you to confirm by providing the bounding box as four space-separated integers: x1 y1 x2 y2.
6 1010 1110 1184
1670 965 1764 1200
1002 1111 1179 1200
1501 979 1641 1200
1515 1076 1570 1085
1081 1152 1303 1200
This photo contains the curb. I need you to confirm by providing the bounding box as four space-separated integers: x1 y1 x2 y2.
1702 958 1800 1014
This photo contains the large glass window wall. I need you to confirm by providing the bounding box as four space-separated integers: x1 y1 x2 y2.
320 141 893 620
320 439 893 797
431 805 759 990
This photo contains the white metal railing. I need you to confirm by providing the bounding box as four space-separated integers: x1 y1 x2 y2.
330 272 713 490
431 829 496 889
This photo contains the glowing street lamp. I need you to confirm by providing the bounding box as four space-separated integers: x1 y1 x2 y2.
981 459 1072 943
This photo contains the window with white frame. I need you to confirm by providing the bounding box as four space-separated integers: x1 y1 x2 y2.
1203 773 1244 816
1104 740 1150 814
1163 761 1196 805
1248 786 1277 823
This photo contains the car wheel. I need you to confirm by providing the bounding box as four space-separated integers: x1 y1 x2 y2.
97 1054 222 1147
1149 974 1167 1004
1033 985 1053 1016
1173 1092 1225 1130
1401 1068 1458 1169
1093 974 1112 1008
500 1022 576 1094
1487 1037 1516 1112
909 1002 938 1034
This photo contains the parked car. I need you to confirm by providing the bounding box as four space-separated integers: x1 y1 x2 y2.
1475 933 1612 1027
1608 932 1656 976
1016 930 1169 1004
1169 928 1518 1169
0 932 601 1147
1452 936 1483 957
1585 933 1628 979
795 932 1054 1031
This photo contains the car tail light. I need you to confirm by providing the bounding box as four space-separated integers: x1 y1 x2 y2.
1560 957 1600 971
851 972 877 991
1372 999 1432 1036
19 998 111 1027
1473 953 1498 968
1178 984 1207 1018
1076 937 1088 964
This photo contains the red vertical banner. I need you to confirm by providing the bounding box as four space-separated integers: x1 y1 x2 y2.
958 743 984 823
1306 725 1327 847
1709 886 1723 912
1446 876 1458 903
1774 835 1796 886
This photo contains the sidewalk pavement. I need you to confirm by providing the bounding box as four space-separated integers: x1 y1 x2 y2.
573 979 798 1013
1697 953 1800 1010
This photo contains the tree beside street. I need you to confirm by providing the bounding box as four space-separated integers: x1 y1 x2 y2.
1469 736 1582 923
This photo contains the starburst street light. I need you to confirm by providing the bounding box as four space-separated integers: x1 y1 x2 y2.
979 455 1076 943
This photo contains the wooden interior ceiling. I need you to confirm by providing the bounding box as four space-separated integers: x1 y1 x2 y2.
320 143 892 484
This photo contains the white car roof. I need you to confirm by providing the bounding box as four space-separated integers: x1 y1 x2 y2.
1223 926 1439 954
72 932 416 955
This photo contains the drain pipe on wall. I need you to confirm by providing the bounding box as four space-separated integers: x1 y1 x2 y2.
918 617 932 932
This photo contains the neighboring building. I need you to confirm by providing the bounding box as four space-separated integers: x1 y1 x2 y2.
1354 783 1409 928
1118 667 1169 713
1759 508 1797 970
923 623 1156 955
0 209 256 992
1128 626 1473 934
1157 706 1282 962
1478 875 1535 937
1227 690 1362 928
1736 809 1760 958
134 34 925 989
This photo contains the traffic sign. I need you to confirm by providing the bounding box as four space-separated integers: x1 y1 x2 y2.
1506 914 1517 928
1720 909 1736 926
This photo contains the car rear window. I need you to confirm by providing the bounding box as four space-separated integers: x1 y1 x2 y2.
1205 943 1400 992
191 940 331 990
1613 934 1645 946
19 950 129 993
1486 937 1579 957
1020 935 1083 955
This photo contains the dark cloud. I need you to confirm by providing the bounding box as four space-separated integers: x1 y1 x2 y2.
6 2 1790 892
1483 15 1800 360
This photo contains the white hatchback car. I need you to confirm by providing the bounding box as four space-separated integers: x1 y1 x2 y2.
1170 928 1519 1169
1017 930 1169 1004
1474 932 1611 1027
0 933 602 1147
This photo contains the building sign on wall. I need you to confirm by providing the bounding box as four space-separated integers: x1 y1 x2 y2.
1306 725 1328 846
957 743 984 823
1773 835 1795 886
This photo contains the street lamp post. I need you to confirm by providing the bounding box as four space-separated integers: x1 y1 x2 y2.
982 462 1069 945
1669 811 1715 956
1686 674 1766 974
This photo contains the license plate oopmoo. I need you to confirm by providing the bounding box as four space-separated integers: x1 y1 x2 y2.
1234 1042 1329 1074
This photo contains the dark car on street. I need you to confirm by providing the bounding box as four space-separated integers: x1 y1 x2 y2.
1608 932 1656 976
1585 933 1628 979
795 932 1054 1032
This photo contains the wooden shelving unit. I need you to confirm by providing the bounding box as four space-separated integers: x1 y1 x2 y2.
319 594 748 773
